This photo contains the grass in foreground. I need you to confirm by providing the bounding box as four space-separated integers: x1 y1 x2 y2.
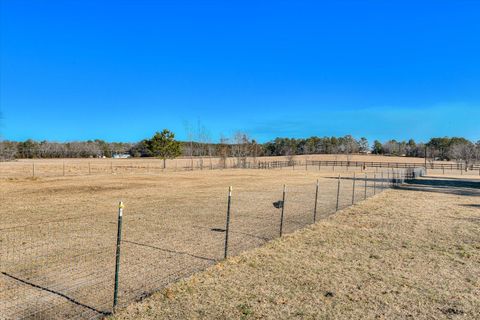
112 177 480 319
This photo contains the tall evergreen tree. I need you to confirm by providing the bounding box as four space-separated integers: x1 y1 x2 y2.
148 129 182 168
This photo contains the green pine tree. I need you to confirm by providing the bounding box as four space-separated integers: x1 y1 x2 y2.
148 129 182 168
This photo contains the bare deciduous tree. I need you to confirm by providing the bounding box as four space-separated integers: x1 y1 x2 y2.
232 132 250 168
449 141 475 171
218 136 230 169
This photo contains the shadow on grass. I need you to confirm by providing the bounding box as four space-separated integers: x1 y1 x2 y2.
194 224 272 242
460 204 480 208
1 272 111 317
399 177 480 197
122 239 216 262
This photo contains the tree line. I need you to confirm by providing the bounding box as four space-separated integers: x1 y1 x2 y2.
1 132 479 167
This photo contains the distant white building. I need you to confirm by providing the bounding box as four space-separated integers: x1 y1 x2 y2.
112 153 131 159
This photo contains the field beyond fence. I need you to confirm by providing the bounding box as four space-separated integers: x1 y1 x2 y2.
0 155 478 179
0 167 417 319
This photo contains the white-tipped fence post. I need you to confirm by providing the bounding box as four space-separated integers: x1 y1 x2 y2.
113 201 124 312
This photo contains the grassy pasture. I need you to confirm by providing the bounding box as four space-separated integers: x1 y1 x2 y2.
1 154 469 179
0 167 389 319
112 175 480 320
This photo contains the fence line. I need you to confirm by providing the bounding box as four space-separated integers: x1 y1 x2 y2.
1 157 479 179
1 168 421 319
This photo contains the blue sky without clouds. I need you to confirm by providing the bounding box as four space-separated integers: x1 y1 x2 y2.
1 0 479 143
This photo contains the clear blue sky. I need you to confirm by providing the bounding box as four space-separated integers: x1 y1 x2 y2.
1 0 479 143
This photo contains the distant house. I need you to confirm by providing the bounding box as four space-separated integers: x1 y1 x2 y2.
112 153 131 159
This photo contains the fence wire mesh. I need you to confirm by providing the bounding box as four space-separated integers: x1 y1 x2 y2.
0 168 413 319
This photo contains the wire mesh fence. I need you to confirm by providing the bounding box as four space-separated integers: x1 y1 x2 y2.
0 217 117 319
0 168 417 319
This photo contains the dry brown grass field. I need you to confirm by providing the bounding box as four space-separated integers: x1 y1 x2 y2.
1 154 474 179
0 166 393 319
1 162 478 320
112 175 480 320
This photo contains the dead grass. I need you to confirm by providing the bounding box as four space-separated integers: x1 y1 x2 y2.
111 176 480 320
0 168 383 319
0 154 464 179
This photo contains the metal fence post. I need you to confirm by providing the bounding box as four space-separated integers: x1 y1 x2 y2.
113 201 124 312
279 185 286 237
89 162 91 175
381 172 384 190
224 186 232 259
373 173 376 194
63 161 66 176
352 173 356 205
335 175 341 211
313 180 319 223
364 173 367 200
32 162 35 178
